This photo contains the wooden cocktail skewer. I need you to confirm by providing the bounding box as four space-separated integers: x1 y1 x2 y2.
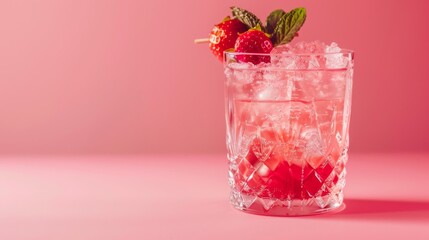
194 38 210 44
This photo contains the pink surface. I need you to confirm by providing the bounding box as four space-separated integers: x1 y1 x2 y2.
0 1 429 154
0 154 428 239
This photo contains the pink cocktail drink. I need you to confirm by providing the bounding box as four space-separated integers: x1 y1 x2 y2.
224 43 354 215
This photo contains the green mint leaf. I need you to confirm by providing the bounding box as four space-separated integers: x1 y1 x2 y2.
272 8 306 46
266 9 286 34
231 6 264 31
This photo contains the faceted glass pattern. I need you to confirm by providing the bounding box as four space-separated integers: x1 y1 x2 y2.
224 51 353 215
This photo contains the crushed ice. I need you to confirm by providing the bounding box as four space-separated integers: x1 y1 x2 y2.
269 41 350 69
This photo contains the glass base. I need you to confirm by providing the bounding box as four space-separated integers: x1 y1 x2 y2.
230 190 344 216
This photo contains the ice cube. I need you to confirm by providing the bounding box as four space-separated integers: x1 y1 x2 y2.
292 41 326 54
293 70 325 100
271 55 305 70
302 129 324 155
225 62 262 88
270 46 294 69
308 55 321 69
270 44 293 54
262 68 282 82
325 42 341 53
251 135 274 162
253 78 294 101
325 42 347 68
301 128 326 168
271 41 327 70
256 84 278 100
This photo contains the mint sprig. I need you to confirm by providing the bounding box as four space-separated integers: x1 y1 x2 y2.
266 9 286 34
271 8 306 46
229 6 306 47
231 6 265 31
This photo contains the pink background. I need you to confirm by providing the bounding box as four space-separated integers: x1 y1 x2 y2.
0 2 428 238
1 0 428 155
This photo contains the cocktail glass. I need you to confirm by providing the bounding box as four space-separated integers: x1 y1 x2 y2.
224 50 354 215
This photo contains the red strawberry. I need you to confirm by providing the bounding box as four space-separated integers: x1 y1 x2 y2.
209 17 248 61
234 29 273 64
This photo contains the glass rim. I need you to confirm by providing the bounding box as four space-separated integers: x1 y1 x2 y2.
224 49 354 58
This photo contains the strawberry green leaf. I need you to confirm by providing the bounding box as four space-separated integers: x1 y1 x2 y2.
266 9 286 34
252 24 263 32
222 16 231 22
231 6 265 31
271 8 306 46
250 24 271 38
